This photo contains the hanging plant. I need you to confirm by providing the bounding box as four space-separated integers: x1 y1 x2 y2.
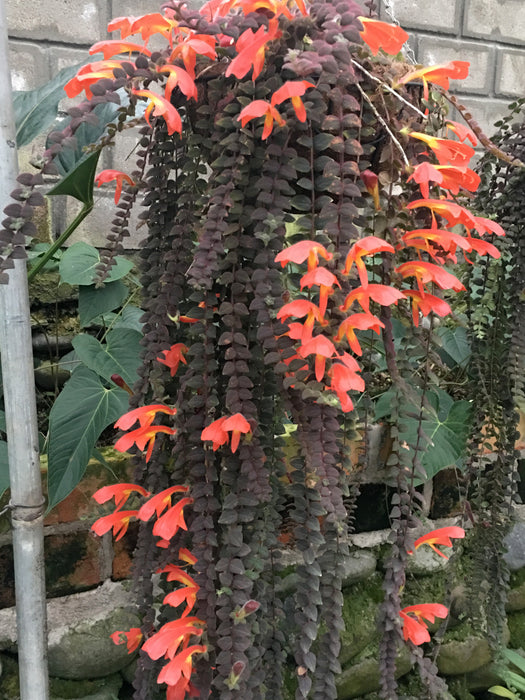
0 0 516 697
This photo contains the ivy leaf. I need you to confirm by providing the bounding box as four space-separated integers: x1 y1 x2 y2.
46 366 129 509
72 328 142 387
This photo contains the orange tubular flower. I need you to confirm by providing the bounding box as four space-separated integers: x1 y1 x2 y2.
340 284 405 313
407 198 477 230
275 240 332 271
277 299 325 340
222 413 252 453
446 120 478 147
402 227 472 264
396 61 469 100
91 510 137 541
399 604 449 645
433 165 480 195
396 261 465 295
335 313 385 356
138 485 189 521
157 645 207 687
153 496 194 540
92 483 150 510
129 13 177 43
163 573 199 617
64 60 125 99
413 526 465 559
89 39 152 60
95 169 135 204
225 23 281 81
132 89 182 135
300 267 340 317
409 132 475 167
270 81 315 122
157 343 188 377
237 100 285 140
358 17 409 56
169 34 217 78
114 424 177 462
201 416 229 451
110 628 143 654
407 162 443 199
115 404 177 431
142 617 205 660
158 64 198 101
298 335 336 382
329 354 365 412
403 290 451 327
343 236 396 287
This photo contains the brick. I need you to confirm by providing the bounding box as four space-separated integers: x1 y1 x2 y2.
417 37 495 95
464 0 525 45
9 40 50 91
496 50 525 98
7 0 108 45
452 95 511 138
379 0 460 34
45 530 103 596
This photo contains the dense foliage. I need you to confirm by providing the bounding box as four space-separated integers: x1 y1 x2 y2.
1 0 521 698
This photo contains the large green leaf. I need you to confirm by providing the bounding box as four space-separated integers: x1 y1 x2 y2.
13 61 86 147
49 100 124 177
72 328 142 387
47 150 100 205
59 242 134 285
375 388 471 482
436 326 471 368
47 366 129 509
79 281 129 327
0 440 9 499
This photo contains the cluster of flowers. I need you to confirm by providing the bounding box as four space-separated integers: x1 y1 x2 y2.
92 482 205 699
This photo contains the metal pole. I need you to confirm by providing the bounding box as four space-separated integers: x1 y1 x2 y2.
0 0 49 697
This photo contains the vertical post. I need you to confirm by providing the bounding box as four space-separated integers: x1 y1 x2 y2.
0 0 49 697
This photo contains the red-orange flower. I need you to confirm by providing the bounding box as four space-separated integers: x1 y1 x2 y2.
237 100 285 140
153 497 193 540
157 645 207 686
277 299 325 341
168 33 217 77
129 13 176 43
343 236 395 287
446 120 477 147
397 61 469 91
138 485 190 521
132 89 182 135
358 17 408 56
89 39 152 60
115 404 177 431
225 23 281 81
157 343 188 377
340 284 405 313
142 618 204 660
409 132 475 167
270 81 315 122
335 313 385 356
275 240 332 271
360 170 381 210
201 416 229 451
300 267 340 317
93 483 149 510
157 64 198 101
298 335 336 382
91 510 137 541
64 60 124 99
396 261 465 295
399 603 449 645
222 413 252 453
162 569 199 617
110 628 143 654
413 526 465 559
403 290 452 326
407 198 477 230
329 353 365 412
114 425 177 462
95 169 135 204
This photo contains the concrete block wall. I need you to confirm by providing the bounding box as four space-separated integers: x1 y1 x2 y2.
379 0 525 135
